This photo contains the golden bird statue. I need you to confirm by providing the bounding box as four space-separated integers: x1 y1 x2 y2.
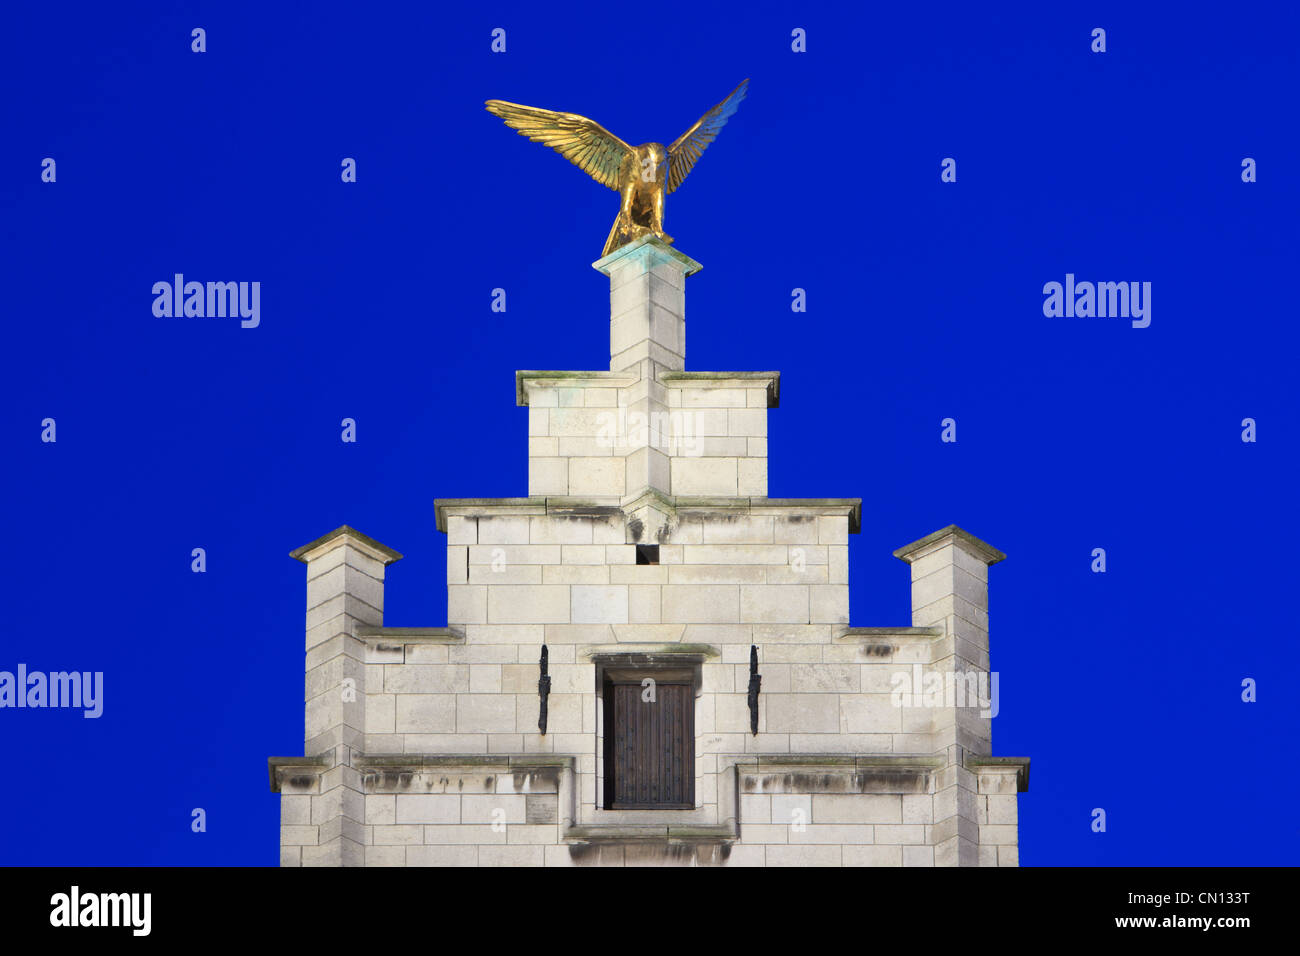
485 79 749 257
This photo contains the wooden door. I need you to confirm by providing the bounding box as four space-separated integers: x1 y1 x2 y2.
603 679 694 809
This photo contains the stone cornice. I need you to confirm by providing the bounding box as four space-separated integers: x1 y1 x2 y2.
836 627 945 641
564 823 736 844
658 370 780 408
353 626 464 646
581 643 720 661
515 369 781 408
354 754 572 772
734 754 947 771
893 525 1006 566
267 755 332 793
591 234 704 276
434 495 861 533
965 755 1031 791
289 525 403 565
515 371 639 406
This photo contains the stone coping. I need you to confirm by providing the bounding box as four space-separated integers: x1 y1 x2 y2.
658 371 780 408
434 495 862 533
289 525 403 565
965 755 1031 791
581 643 720 661
267 755 332 792
591 234 703 276
515 371 639 405
893 525 1006 566
355 754 573 772
515 369 780 407
353 626 465 645
835 627 945 642
564 824 736 844
735 754 948 771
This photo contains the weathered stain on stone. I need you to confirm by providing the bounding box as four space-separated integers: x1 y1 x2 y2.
526 793 558 823
862 643 893 657
365 771 414 792
568 841 731 866
628 518 644 542
511 769 560 793
742 770 932 794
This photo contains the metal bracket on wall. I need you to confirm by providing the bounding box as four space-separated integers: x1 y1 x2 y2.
538 644 551 735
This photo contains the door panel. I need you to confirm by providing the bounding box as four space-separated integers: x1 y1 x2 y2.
604 680 693 809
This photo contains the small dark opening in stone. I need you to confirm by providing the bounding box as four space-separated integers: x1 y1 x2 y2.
636 544 660 565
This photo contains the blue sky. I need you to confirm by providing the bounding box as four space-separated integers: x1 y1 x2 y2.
2 1 1296 865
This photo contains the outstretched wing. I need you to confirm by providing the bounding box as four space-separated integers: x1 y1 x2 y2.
666 78 748 194
484 100 634 191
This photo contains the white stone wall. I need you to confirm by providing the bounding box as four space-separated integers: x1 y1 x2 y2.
274 514 1024 867
524 379 772 500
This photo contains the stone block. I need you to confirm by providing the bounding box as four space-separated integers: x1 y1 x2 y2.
395 694 456 733
672 457 737 496
406 845 478 866
812 794 902 825
488 585 571 624
789 825 873 845
628 585 661 623
456 694 518 733
764 845 841 867
843 845 902 867
394 795 461 825
571 585 629 624
765 694 840 733
661 585 740 623
740 585 810 623
568 457 626 496
790 664 859 694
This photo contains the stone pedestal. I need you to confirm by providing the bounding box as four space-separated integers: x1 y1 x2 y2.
594 235 701 375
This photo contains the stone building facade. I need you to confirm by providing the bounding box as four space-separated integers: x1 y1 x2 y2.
269 237 1029 866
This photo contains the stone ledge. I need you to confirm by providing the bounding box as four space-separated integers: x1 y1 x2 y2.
435 496 862 533
267 755 333 793
353 626 465 646
836 627 945 642
965 755 1031 791
734 754 947 771
658 370 780 408
513 370 781 408
592 233 704 277
736 755 945 795
582 643 720 661
564 823 736 845
515 370 640 406
354 754 573 772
